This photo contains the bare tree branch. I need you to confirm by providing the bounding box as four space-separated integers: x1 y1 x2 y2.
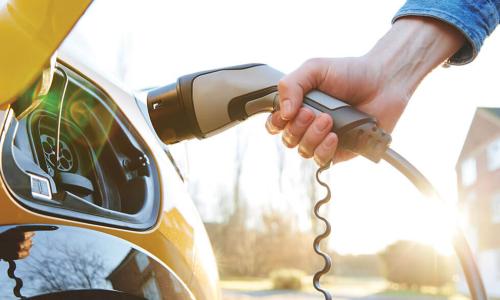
25 241 107 293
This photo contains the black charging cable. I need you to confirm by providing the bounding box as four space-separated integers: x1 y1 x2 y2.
382 148 487 300
312 148 487 300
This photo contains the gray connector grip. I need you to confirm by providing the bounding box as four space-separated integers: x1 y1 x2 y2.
147 63 391 162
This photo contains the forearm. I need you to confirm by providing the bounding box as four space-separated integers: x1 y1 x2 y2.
365 17 465 99
393 0 500 65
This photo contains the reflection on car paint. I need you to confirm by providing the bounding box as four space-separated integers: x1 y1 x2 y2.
0 225 193 299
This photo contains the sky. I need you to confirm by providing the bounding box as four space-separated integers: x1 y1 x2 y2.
61 0 499 255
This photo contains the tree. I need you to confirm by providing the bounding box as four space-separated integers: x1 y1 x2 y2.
25 243 107 293
232 127 248 218
274 136 286 193
255 210 317 275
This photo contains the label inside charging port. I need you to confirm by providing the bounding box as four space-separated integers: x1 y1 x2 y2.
30 174 52 201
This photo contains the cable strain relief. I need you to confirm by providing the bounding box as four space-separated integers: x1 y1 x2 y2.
339 122 391 163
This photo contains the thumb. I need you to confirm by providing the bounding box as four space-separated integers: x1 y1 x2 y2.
278 58 330 120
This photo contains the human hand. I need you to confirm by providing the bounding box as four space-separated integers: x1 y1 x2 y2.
267 56 408 165
266 17 464 165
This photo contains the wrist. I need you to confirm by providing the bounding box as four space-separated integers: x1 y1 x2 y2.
364 16 465 100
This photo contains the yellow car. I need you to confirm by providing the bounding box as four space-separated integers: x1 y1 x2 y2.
0 1 219 299
0 1 489 300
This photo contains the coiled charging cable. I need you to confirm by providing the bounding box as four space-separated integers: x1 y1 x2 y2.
312 148 487 300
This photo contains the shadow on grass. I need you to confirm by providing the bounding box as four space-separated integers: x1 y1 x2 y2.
377 289 449 298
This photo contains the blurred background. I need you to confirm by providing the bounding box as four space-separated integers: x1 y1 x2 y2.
60 0 499 299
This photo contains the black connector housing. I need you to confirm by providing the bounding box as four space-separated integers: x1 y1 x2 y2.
147 82 196 144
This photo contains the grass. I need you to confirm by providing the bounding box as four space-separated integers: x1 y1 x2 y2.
221 275 386 294
379 283 470 299
220 277 272 291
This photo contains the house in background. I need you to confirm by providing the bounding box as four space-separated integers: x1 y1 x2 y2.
456 107 500 296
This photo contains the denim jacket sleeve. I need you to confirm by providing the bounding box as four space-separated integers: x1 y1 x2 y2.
393 0 500 65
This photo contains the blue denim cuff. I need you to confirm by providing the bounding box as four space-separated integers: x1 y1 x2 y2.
393 0 500 65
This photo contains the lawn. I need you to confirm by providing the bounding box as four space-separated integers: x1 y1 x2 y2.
221 275 386 298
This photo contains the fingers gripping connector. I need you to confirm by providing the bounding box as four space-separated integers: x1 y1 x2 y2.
313 163 333 300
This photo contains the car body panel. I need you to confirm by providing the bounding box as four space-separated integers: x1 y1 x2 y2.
0 224 194 299
0 53 220 299
0 0 92 103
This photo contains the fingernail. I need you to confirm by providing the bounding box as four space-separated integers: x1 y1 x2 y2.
283 130 296 144
315 115 330 131
281 99 292 120
265 116 276 133
314 157 324 166
297 109 313 126
298 147 309 158
282 134 293 148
